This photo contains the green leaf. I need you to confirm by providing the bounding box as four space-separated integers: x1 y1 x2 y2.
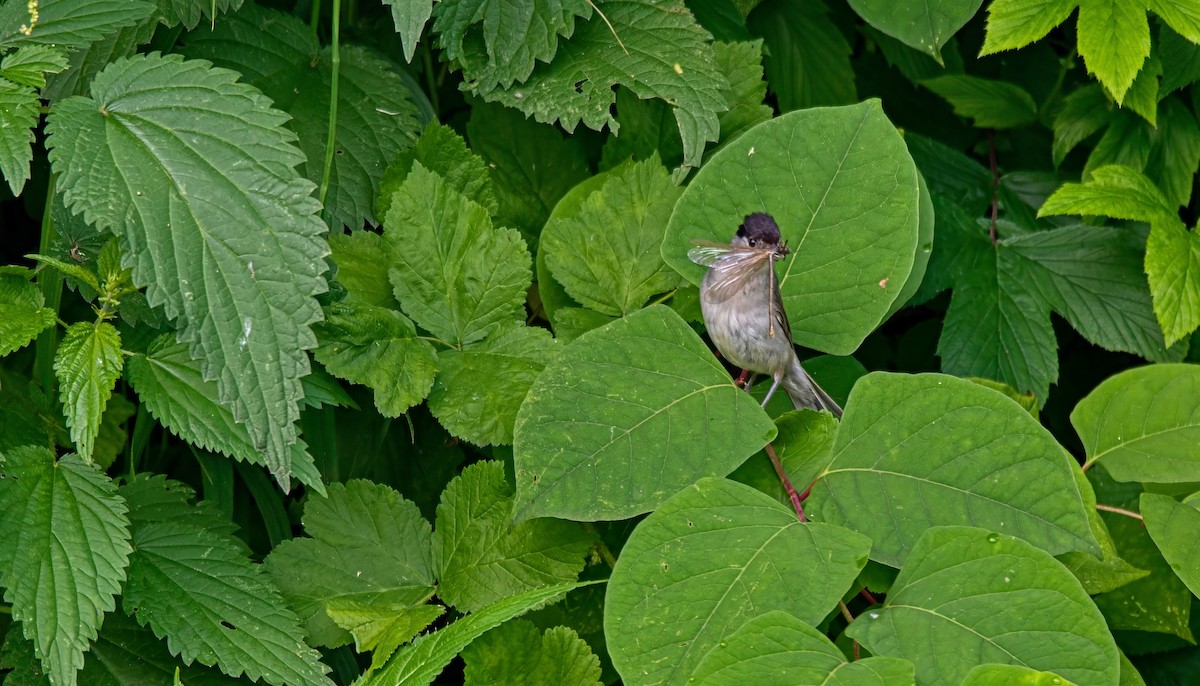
0 0 155 50
980 0 1077 55
365 582 587 686
40 21 150 101
730 409 836 505
963 664 1080 685
326 601 444 671
599 87 684 170
605 477 871 686
0 44 69 88
664 101 920 354
53 321 123 462
512 305 777 522
428 323 560 446
809 373 1097 567
1071 363 1200 482
1040 164 1176 223
847 0 983 60
329 231 402 309
0 272 57 356
1146 97 1200 209
690 611 914 685
0 79 40 195
124 336 324 494
746 0 856 112
433 0 592 88
1058 507 1150 595
1085 110 1153 176
462 620 602 686
313 301 437 418
26 253 100 293
1140 493 1200 598
381 0 433 62
1078 0 1151 104
434 461 592 612
0 446 132 686
476 0 728 178
47 52 328 485
1147 0 1200 44
848 526 1120 686
1159 23 1200 94
155 0 246 30
119 476 332 686
922 75 1038 129
1122 51 1161 127
712 40 772 143
1146 218 1200 346
1052 84 1114 166
384 162 531 347
264 480 435 647
378 121 499 221
541 157 682 316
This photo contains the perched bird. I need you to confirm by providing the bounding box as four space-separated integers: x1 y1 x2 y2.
688 213 842 416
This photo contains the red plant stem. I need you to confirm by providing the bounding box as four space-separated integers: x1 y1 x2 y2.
859 588 878 605
764 442 806 522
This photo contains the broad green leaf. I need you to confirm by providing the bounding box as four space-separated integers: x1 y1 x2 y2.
326 601 445 671
605 477 871 686
381 0 433 62
53 321 122 462
904 133 992 214
432 0 592 88
922 74 1037 129
847 0 983 60
384 162 531 347
313 301 437 418
265 480 435 647
690 611 914 685
365 582 586 686
1146 97 1200 209
1052 84 1114 166
0 272 56 356
47 53 328 485
124 337 324 494
329 231 401 309
746 0 856 112
1140 493 1200 597
0 79 39 195
541 157 683 316
512 305 776 522
809 373 1097 567
119 477 332 686
461 620 602 686
0 44 69 88
0 446 132 686
1058 507 1149 594
712 40 772 143
1146 219 1200 346
664 101 920 354
1159 23 1200 94
434 461 592 612
1121 52 1161 127
1147 0 1200 44
1078 0 1150 104
963 664 1080 685
177 3 422 229
0 0 154 50
848 526 1119 686
300 365 357 409
428 323 560 446
378 121 499 221
980 0 1077 55
477 0 728 178
888 173 935 315
1072 364 1200 482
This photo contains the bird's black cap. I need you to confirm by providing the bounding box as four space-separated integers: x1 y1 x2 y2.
736 213 781 244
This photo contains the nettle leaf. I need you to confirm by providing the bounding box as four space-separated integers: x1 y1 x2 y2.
848 527 1120 686
1 44 70 88
462 620 601 686
711 39 772 142
381 0 433 62
1072 363 1200 482
0 446 132 686
690 611 915 685
513 305 776 522
433 0 592 89
177 2 422 229
747 0 855 112
0 0 155 51
53 321 123 462
265 480 435 647
605 477 871 686
46 53 329 486
847 0 982 61
664 101 920 355
0 271 57 356
428 323 561 446
384 162 531 347
327 601 445 671
156 0 246 30
808 373 1097 567
124 336 324 494
313 301 437 418
0 78 40 195
922 74 1037 129
476 0 728 178
378 122 499 221
329 231 402 309
119 476 332 686
541 156 683 316
433 462 592 613
1141 493 1200 598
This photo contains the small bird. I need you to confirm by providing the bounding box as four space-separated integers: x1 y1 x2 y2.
688 213 842 416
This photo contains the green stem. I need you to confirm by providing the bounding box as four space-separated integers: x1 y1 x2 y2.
1096 503 1143 521
317 0 341 213
310 0 321 40
33 175 63 397
647 289 677 307
422 42 440 115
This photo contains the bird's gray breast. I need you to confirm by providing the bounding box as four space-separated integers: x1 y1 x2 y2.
699 267 795 376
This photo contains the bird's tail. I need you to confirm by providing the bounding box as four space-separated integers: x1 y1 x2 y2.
782 359 843 418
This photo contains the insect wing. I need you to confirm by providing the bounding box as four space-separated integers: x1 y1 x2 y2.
700 248 774 305
687 240 734 267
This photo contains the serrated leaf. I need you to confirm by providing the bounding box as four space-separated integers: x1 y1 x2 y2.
326 601 444 670
980 0 1077 55
1085 110 1153 176
92 393 135 470
1052 84 1115 166
0 446 132 686
46 52 329 485
808 373 1097 567
0 79 40 195
329 231 402 309
1146 221 1200 347
598 87 685 170
26 253 101 293
1040 164 1176 223
156 0 245 30
53 322 123 462
847 526 1120 686
0 272 57 357
1140 493 1200 598
1078 0 1151 104
1122 51 1161 126
1146 97 1200 209
541 156 682 316
512 305 777 522
434 461 592 612
0 0 154 51
0 44 69 88
1147 0 1200 44
124 336 324 494
265 480 435 647
847 0 982 60
747 0 856 112
1159 22 1200 94
384 162 531 346
381 0 432 62
605 477 871 686
40 22 150 101
119 477 332 686
313 301 437 418
476 0 728 178
462 620 602 686
712 39 772 142
378 121 498 221
923 74 1038 129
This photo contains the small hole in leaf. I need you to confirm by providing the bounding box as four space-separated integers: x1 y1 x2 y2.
220 620 237 631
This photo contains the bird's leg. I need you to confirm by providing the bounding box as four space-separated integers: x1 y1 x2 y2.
734 369 751 388
761 372 784 407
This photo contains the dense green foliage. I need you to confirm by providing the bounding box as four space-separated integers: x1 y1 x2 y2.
1 0 1199 684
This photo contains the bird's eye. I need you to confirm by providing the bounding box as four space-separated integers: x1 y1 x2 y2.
748 238 757 246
